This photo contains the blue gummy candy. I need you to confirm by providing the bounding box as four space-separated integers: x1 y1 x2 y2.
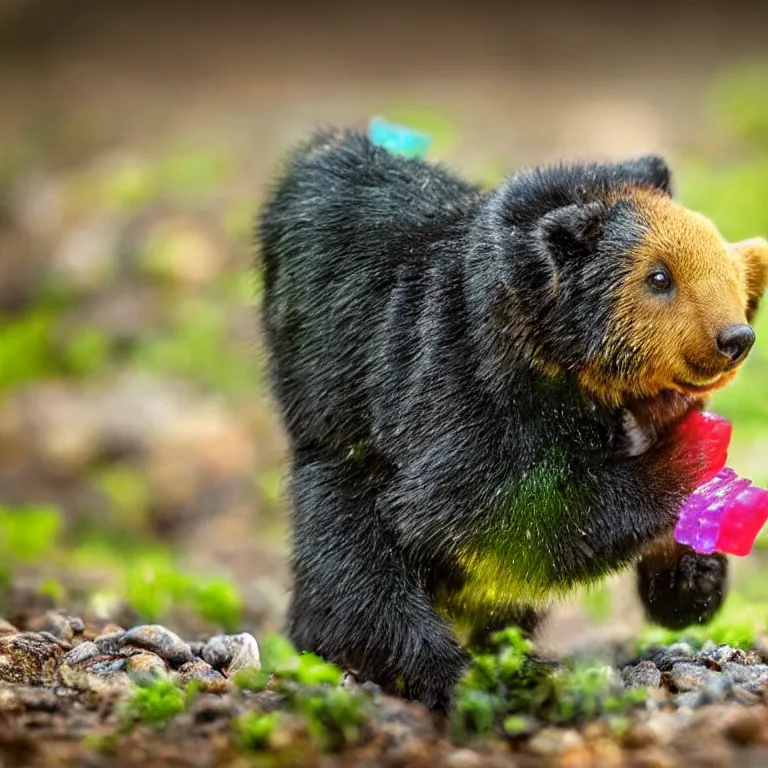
368 116 433 159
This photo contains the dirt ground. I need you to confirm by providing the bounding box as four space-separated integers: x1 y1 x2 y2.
3 0 768 647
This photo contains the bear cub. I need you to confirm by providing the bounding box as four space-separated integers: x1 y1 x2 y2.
258 129 768 712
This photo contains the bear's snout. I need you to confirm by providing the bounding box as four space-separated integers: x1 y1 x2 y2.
716 323 755 367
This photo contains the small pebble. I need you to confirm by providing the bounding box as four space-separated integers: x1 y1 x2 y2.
590 738 624 767
722 706 767 744
202 633 260 674
95 623 125 640
643 686 670 712
528 727 584 757
644 645 693 671
444 748 483 768
64 641 100 667
177 658 228 692
630 747 678 768
645 711 684 746
623 722 658 749
59 657 131 693
721 661 768 685
699 673 731 704
0 690 21 714
89 658 127 675
93 629 124 650
0 631 65 686
124 650 170 679
737 678 768 697
732 685 762 706
36 631 71 649
667 642 693 658
752 636 768 663
96 624 194 668
622 660 662 689
674 691 704 709
694 644 761 669
37 612 82 643
668 662 710 692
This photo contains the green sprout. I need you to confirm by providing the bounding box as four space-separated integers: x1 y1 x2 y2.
131 297 260 399
503 714 532 738
239 633 370 753
295 687 369 753
192 578 242 633
82 731 120 756
123 552 193 622
258 633 302 674
37 578 66 604
93 467 151 535
0 505 62 562
0 310 57 390
232 667 271 693
122 677 188 729
451 627 646 743
292 653 344 687
232 712 281 752
119 547 242 630
257 634 343 685
62 326 110 376
453 690 498 738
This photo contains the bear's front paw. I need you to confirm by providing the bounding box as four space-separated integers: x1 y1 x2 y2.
637 549 728 630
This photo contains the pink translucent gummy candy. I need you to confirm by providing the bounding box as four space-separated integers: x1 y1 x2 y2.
675 468 750 554
673 411 768 556
716 485 768 556
676 410 731 485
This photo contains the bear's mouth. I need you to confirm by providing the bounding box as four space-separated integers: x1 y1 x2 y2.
675 357 740 395
674 369 738 396
674 379 721 395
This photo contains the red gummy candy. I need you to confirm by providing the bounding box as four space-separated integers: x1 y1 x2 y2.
677 410 732 485
715 485 768 556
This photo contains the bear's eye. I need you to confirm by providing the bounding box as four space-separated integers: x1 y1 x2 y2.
647 269 672 293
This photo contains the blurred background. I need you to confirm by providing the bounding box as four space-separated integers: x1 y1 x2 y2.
1 0 768 651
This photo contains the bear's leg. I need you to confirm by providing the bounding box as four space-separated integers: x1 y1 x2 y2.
286 455 469 713
466 605 546 651
635 535 728 630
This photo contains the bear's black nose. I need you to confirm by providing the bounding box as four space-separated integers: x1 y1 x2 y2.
717 324 755 365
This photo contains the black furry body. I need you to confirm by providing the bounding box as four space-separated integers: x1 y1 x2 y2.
258 131 728 711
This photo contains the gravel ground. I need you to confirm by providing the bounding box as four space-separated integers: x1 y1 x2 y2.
4 608 768 767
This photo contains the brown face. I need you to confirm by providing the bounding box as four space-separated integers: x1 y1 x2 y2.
584 190 768 404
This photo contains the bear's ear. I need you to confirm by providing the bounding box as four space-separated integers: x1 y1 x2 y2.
537 201 606 267
611 155 672 196
732 237 768 321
